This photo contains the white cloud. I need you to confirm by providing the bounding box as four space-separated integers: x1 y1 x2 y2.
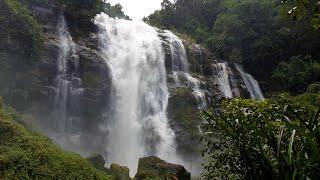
107 0 165 20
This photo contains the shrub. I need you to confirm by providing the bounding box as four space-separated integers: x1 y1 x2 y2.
202 94 320 179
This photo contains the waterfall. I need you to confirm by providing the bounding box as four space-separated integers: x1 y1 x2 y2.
161 30 207 109
54 14 83 139
213 62 234 98
235 64 265 100
94 13 182 175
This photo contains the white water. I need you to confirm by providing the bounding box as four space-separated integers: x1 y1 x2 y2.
161 30 207 109
213 62 234 98
235 64 265 100
95 13 182 175
54 14 83 136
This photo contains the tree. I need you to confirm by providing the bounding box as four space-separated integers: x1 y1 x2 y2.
282 0 320 29
272 56 320 93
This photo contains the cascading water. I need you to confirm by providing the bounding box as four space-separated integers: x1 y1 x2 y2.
235 64 265 100
213 62 234 98
53 14 84 146
161 30 207 109
94 13 182 175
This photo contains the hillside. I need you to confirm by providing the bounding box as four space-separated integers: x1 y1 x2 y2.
0 97 111 179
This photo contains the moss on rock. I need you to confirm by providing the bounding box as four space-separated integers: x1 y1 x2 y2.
135 156 191 180
167 87 202 155
106 163 131 180
87 153 106 171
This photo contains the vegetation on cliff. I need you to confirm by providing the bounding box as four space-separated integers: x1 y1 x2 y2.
0 97 111 179
201 93 320 179
146 0 320 94
58 0 129 35
0 0 43 59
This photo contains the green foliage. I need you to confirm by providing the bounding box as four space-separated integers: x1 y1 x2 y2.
0 100 111 179
201 94 320 179
308 83 320 93
146 0 221 43
147 0 320 92
272 56 320 93
282 0 320 29
60 0 104 18
0 0 43 59
103 3 130 19
209 0 279 61
58 0 129 36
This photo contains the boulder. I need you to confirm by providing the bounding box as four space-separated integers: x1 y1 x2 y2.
106 163 131 180
135 156 191 180
86 153 105 171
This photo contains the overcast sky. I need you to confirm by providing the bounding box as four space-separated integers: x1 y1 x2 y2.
107 0 168 20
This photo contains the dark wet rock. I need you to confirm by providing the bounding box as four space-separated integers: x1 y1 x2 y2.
87 153 105 171
183 40 217 76
167 87 202 159
106 163 131 180
135 156 191 180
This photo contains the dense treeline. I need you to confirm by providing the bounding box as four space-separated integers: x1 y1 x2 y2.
146 0 320 94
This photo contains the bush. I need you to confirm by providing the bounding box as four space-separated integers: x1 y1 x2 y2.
202 94 320 179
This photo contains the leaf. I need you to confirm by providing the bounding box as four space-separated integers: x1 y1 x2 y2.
288 129 296 165
277 126 285 157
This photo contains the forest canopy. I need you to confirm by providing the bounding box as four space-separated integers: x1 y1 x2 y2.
146 0 320 94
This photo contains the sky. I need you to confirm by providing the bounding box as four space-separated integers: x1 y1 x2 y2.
107 0 167 20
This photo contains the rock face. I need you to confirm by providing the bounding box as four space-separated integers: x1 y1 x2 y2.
135 156 191 180
0 0 112 159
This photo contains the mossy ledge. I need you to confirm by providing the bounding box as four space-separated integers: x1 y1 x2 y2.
0 97 111 180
